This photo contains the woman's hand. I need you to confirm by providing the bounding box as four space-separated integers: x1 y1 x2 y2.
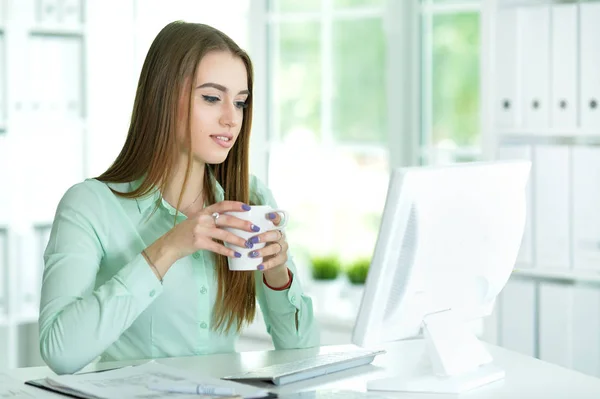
144 201 259 276
247 212 290 287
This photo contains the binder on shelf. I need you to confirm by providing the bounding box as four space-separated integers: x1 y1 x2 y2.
571 147 600 272
499 279 536 358
550 3 577 130
519 5 550 130
27 35 83 122
580 2 600 133
60 0 83 26
0 35 5 126
571 287 600 377
0 136 7 222
0 228 6 318
17 231 42 318
37 0 60 25
63 36 84 120
496 145 533 266
27 35 48 117
539 283 572 369
494 8 518 129
533 145 570 269
25 127 85 223
16 225 51 319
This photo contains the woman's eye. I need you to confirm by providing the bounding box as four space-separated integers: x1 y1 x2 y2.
202 95 219 103
235 101 248 109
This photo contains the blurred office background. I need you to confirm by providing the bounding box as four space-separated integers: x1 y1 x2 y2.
2 0 600 380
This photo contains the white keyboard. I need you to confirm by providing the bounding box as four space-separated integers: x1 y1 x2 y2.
222 349 385 386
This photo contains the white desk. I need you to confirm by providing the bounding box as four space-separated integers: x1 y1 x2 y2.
5 339 600 398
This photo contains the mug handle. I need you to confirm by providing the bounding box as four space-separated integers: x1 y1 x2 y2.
270 209 289 229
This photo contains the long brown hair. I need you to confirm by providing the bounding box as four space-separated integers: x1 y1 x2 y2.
97 21 255 333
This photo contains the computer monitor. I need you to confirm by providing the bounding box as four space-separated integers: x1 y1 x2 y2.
352 160 531 394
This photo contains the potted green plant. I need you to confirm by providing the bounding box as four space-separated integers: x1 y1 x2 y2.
344 258 371 308
310 255 341 281
346 258 370 285
309 255 343 306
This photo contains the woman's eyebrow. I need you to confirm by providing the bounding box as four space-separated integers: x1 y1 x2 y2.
196 82 249 95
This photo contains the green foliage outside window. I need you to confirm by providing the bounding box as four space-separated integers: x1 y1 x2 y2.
430 13 480 147
332 18 386 143
274 11 386 143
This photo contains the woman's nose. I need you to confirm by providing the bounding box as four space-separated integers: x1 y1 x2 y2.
220 104 239 127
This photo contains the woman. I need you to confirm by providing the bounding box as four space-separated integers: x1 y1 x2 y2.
38 21 319 375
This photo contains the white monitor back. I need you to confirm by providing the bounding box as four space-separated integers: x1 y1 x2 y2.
353 160 531 348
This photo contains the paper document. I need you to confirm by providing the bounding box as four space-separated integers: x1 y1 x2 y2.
42 361 272 399
277 390 390 398
0 373 42 398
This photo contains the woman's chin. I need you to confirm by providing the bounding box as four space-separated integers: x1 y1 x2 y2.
193 152 229 165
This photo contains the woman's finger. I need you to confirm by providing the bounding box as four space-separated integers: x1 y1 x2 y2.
210 213 260 233
248 241 286 259
265 211 283 226
258 249 289 271
247 229 284 246
204 201 251 215
206 240 242 258
196 226 249 249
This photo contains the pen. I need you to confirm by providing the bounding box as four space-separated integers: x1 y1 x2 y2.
147 382 236 396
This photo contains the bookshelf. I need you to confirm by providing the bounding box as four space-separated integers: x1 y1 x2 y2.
482 0 600 378
0 0 86 369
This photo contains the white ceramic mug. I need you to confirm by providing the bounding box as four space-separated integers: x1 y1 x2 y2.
223 205 289 271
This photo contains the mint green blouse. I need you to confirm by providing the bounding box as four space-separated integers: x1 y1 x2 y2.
38 175 320 374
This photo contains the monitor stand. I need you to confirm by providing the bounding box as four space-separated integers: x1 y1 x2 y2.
367 309 505 394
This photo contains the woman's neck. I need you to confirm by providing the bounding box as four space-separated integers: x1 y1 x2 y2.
163 157 206 214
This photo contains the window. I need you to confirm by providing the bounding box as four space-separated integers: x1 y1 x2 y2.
264 0 389 278
257 0 482 307
420 0 481 165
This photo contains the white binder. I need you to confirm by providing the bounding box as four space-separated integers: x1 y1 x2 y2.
60 0 83 26
550 4 577 130
580 2 600 133
0 136 8 223
494 8 518 129
572 147 600 272
0 36 5 125
496 145 533 266
0 229 6 318
571 287 600 377
60 37 83 120
26 128 84 224
37 0 60 24
519 6 550 130
539 283 572 369
18 231 39 318
533 146 570 269
499 279 536 357
27 36 45 117
27 35 83 122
